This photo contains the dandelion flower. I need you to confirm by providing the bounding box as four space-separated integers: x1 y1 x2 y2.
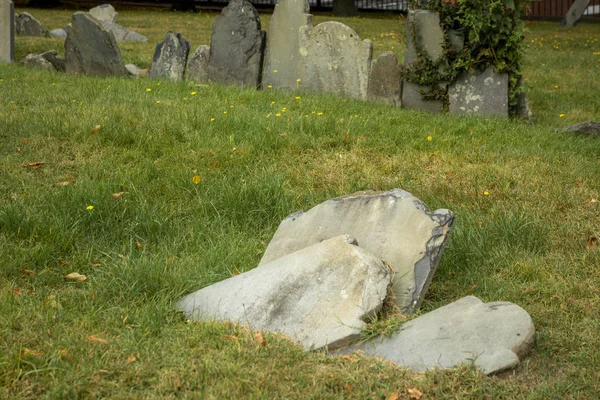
275 113 281 117
317 112 323 116
273 69 278 73
559 113 565 118
190 92 197 96
554 85 559 89
223 111 228 114
354 114 358 118
282 107 287 112
483 191 489 196
427 136 433 141
295 96 301 100
156 100 160 104
210 117 215 122
51 82 55 86
146 88 152 92
270 101 275 105
296 78 301 83
86 205 94 211
267 85 273 89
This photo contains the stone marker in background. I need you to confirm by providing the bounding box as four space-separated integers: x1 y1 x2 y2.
262 0 312 90
49 27 67 38
448 66 508 117
208 0 266 87
101 21 147 43
260 189 454 314
15 12 46 37
342 296 535 375
186 45 210 82
23 53 56 71
297 21 372 100
89 4 118 23
367 51 401 105
149 31 190 81
178 235 391 351
64 12 128 77
562 120 600 137
39 50 65 71
0 0 14 63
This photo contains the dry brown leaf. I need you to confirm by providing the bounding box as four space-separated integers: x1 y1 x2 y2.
408 388 423 400
58 349 72 360
17 147 21 152
56 181 73 186
90 125 101 135
466 284 477 293
23 348 44 357
386 392 400 400
343 382 353 393
22 269 35 275
191 175 201 184
90 263 101 267
12 288 21 297
118 254 128 259
255 332 266 347
224 335 239 343
21 138 30 144
126 353 139 363
112 191 125 199
173 377 182 391
59 260 69 265
65 272 87 282
86 336 108 345
21 162 45 169
586 236 598 250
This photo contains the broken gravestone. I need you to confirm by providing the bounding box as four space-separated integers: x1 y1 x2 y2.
178 235 391 350
262 0 312 90
448 66 508 118
101 21 147 43
342 296 535 375
208 0 266 87
367 51 401 105
64 12 128 77
22 50 65 72
562 121 600 137
89 4 118 23
297 21 372 100
259 189 454 314
15 12 46 37
149 31 190 81
186 45 210 82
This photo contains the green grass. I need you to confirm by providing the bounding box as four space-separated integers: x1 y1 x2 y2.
1 7 599 399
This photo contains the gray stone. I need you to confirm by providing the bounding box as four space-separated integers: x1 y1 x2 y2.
64 12 128 77
15 12 46 37
49 27 67 38
125 63 138 76
89 4 118 23
0 0 14 63
367 51 401 105
401 80 445 113
40 50 65 72
343 296 535 375
262 0 312 90
149 31 190 81
404 9 444 65
101 21 147 43
516 79 533 122
297 21 372 100
260 189 454 314
562 121 600 137
207 0 266 87
186 45 210 82
22 53 56 71
449 66 508 118
448 29 464 53
178 235 391 351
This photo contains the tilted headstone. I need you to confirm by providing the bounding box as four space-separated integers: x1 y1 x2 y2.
448 66 508 117
297 22 372 100
367 51 401 105
186 45 210 83
149 31 190 81
178 235 391 351
15 12 46 37
262 0 312 90
208 0 266 87
0 0 14 63
101 21 147 43
89 4 118 23
64 12 128 77
259 189 454 314
340 296 535 375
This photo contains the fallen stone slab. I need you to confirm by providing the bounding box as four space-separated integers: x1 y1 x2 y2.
149 31 190 81
64 12 128 77
259 189 454 314
15 12 46 37
341 296 535 375
178 235 391 351
367 51 401 105
448 66 508 118
23 53 56 71
101 21 147 43
562 121 600 137
186 45 210 83
41 50 65 72
89 4 118 23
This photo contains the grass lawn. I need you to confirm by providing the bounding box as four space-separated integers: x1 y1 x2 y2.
1 7 599 399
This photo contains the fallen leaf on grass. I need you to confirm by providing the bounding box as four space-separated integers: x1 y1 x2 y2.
23 348 44 357
65 272 86 282
21 138 30 144
12 288 21 297
343 382 353 393
408 388 423 400
58 349 72 360
126 353 140 363
466 284 477 293
90 263 101 267
86 336 108 345
386 392 400 400
56 181 73 186
173 377 182 391
254 332 266 347
90 125 101 135
136 240 150 251
22 269 35 275
586 237 598 250
224 335 239 343
118 254 128 260
21 162 45 169
112 191 125 199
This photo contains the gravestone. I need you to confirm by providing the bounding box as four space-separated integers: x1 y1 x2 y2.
402 81 446 113
262 0 312 90
15 12 45 37
64 12 128 77
178 235 391 351
340 296 535 375
562 121 600 137
297 21 372 100
0 0 14 63
149 31 190 81
23 53 56 71
101 21 147 43
260 189 454 314
207 0 266 87
186 45 210 82
367 51 401 105
40 50 65 72
448 66 508 117
89 4 118 23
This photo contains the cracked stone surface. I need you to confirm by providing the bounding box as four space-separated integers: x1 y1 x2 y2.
149 31 190 81
259 189 454 314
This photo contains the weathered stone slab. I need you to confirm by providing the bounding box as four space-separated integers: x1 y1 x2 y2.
207 0 266 87
15 12 45 37
448 66 508 118
101 21 147 43
297 21 372 100
178 235 391 351
401 81 445 113
125 63 138 76
49 27 67 38
563 120 600 137
404 9 444 65
89 4 118 23
262 0 312 90
260 189 454 314
367 51 401 105
149 31 190 81
23 53 56 71
186 45 210 82
343 296 535 375
0 0 14 63
64 12 127 77
40 50 65 72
